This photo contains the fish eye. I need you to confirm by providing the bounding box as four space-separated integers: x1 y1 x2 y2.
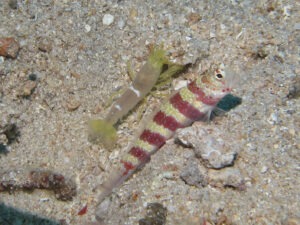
216 73 223 79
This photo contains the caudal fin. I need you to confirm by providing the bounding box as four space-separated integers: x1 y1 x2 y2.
95 164 133 204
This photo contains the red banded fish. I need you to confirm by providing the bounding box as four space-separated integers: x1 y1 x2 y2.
95 66 234 208
88 47 185 149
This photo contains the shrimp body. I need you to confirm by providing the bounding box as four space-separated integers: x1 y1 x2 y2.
88 48 185 149
105 48 169 125
96 67 233 207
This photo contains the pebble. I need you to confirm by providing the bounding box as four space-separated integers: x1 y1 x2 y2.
197 139 237 169
0 134 8 146
261 166 268 174
18 80 37 97
208 167 244 189
254 45 271 59
102 14 114 26
28 73 37 81
267 112 279 125
66 98 81 111
8 0 18 9
139 203 167 225
37 37 52 52
117 19 126 29
187 13 202 26
85 24 91 33
287 76 300 99
1 110 19 147
176 126 238 169
1 123 19 144
0 37 20 59
180 160 207 187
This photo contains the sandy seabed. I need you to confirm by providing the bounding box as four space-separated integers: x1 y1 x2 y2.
0 0 299 224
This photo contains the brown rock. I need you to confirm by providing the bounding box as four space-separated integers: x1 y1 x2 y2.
37 37 52 52
66 98 81 111
0 37 20 59
19 80 37 97
187 13 202 25
208 167 244 189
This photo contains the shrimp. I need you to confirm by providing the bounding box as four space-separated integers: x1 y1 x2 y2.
88 47 186 149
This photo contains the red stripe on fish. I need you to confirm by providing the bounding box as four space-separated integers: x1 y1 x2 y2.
188 81 220 106
129 147 150 162
121 160 135 175
140 129 166 148
153 111 183 131
170 92 204 120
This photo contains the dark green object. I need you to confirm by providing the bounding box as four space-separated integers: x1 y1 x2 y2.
0 203 60 225
0 143 8 154
212 94 242 118
28 74 37 81
217 94 242 112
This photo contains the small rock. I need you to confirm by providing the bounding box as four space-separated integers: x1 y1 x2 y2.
2 124 19 144
0 37 20 59
66 98 81 111
0 134 8 146
210 202 226 217
54 177 77 201
187 12 202 26
253 45 270 59
19 80 37 97
197 137 237 169
117 19 126 29
102 14 114 26
283 5 291 18
129 8 138 21
28 73 37 81
85 24 91 33
0 112 19 145
208 167 244 189
216 215 231 225
287 76 300 99
139 203 167 225
267 111 279 125
37 37 52 52
176 126 238 169
180 159 207 187
8 0 18 9
260 166 268 174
